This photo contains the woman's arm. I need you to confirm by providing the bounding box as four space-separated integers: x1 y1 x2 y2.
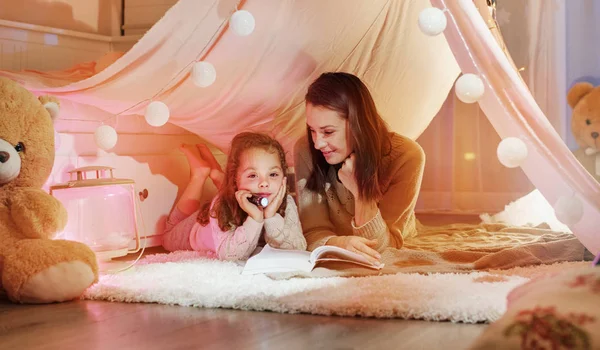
263 195 307 250
351 139 426 250
293 137 338 251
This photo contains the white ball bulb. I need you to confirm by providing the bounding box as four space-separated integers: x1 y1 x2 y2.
94 125 118 151
418 7 447 36
497 137 528 168
230 10 255 36
455 74 485 103
191 61 216 87
145 101 170 127
554 195 584 226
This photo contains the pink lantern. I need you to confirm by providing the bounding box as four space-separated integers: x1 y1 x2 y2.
50 166 142 261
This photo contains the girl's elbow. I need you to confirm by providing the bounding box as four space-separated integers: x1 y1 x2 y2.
298 240 308 251
216 251 232 261
217 250 251 262
290 232 308 251
291 235 308 251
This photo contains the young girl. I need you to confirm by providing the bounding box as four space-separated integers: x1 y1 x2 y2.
162 132 307 261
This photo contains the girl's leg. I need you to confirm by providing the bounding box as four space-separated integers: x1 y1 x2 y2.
162 144 212 251
162 208 198 251
196 144 225 190
176 144 212 215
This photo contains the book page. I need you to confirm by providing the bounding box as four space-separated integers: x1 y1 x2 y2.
241 245 314 275
310 245 384 269
314 258 384 270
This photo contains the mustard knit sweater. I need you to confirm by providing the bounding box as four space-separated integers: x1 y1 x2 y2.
293 133 425 251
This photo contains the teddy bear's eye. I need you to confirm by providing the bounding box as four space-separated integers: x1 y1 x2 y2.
14 142 25 153
586 119 592 125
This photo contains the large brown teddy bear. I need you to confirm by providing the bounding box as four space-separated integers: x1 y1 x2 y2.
567 82 600 183
0 77 98 303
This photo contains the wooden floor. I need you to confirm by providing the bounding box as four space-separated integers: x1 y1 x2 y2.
0 301 487 350
0 213 487 350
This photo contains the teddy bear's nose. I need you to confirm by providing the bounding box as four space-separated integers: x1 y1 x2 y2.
592 132 599 139
0 151 9 163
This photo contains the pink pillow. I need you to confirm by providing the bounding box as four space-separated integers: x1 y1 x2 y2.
469 266 600 349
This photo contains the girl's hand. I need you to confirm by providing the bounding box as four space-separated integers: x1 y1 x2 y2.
263 177 287 219
235 190 264 223
326 236 381 266
337 153 358 198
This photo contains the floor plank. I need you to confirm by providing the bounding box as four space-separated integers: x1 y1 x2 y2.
0 300 486 350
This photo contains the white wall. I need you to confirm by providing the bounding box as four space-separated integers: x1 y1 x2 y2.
492 0 600 151
0 0 123 35
565 0 600 150
123 0 178 35
0 19 138 71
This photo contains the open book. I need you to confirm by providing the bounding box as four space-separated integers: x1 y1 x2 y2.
241 244 385 275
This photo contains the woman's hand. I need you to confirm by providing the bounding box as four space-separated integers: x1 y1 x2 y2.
263 177 287 219
235 190 264 223
326 236 381 266
337 153 358 198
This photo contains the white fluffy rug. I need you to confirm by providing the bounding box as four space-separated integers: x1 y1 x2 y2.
83 251 590 323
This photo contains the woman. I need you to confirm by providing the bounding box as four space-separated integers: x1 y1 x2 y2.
293 72 425 265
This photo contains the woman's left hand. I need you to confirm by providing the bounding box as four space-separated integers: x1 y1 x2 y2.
263 177 287 219
338 153 358 198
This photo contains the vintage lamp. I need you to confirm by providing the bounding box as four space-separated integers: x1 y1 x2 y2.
50 166 142 261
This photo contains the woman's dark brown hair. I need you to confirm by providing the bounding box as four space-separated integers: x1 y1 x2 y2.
305 72 392 201
197 132 288 231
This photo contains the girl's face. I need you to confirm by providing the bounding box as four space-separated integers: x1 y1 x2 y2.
306 103 352 165
236 147 284 202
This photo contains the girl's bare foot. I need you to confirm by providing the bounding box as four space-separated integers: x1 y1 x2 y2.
209 170 225 189
196 144 222 171
180 144 211 179
196 144 225 188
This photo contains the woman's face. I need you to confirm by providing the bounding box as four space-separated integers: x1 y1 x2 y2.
306 103 352 165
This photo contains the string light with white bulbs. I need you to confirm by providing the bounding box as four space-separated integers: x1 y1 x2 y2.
417 4 584 226
90 4 255 151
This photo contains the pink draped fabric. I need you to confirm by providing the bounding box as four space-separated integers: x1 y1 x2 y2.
0 0 459 156
431 0 600 254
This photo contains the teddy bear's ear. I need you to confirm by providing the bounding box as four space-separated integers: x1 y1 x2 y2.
38 95 60 120
567 82 594 109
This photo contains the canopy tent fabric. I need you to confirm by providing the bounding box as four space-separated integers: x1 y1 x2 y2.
0 0 598 255
432 0 600 254
0 0 459 155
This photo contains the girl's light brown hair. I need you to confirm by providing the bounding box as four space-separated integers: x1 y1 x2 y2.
304 72 392 201
197 132 288 231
